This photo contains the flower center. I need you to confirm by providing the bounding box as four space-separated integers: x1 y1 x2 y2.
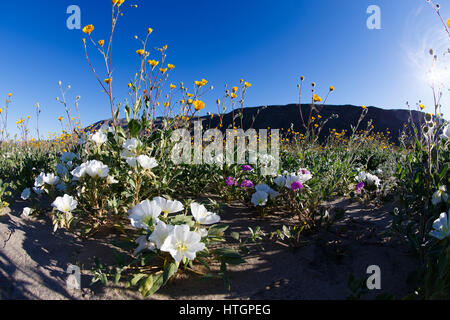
176 242 188 253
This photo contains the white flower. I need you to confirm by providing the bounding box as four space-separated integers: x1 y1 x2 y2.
128 200 162 230
251 191 269 206
56 163 69 177
99 124 114 134
356 171 367 182
356 171 380 188
441 124 450 140
133 235 156 256
430 211 450 240
137 155 158 170
285 174 302 189
71 162 88 179
432 186 449 206
274 176 286 187
255 184 279 198
56 182 67 192
190 202 221 225
153 197 184 215
51 194 78 213
120 149 135 159
44 173 60 186
259 154 275 167
365 173 381 188
149 221 175 249
123 138 142 151
297 168 313 183
83 160 109 178
160 225 206 263
33 187 44 195
126 157 138 167
22 207 33 217
107 176 119 184
21 188 31 200
34 173 46 187
196 228 208 238
91 131 108 145
61 152 79 163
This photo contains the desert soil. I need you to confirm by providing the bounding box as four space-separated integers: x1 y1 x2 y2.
0 197 417 300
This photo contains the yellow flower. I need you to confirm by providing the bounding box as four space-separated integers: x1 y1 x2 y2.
194 81 205 87
128 83 132 88
112 0 125 7
187 99 194 105
82 24 94 35
160 68 168 74
148 60 159 68
329 86 335 91
448 19 450 28
0 108 2 114
419 104 425 110
201 79 208 85
104 78 112 84
58 117 63 122
8 93 12 97
168 64 175 70
187 93 194 98
244 82 252 88
300 76 305 81
147 28 153 34
362 105 367 110
170 84 176 89
231 93 237 99
98 40 105 47
232 87 238 93
313 94 322 102
136 49 147 56
193 100 205 111
163 102 170 107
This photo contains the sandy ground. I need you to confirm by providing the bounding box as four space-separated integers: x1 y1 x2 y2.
0 197 417 300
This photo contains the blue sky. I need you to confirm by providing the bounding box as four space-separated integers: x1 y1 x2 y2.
0 0 449 138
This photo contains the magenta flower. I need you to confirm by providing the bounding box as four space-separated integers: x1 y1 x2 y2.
241 165 253 172
356 182 365 194
291 181 304 191
225 176 237 186
240 180 254 188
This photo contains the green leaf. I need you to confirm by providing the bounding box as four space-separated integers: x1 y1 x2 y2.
145 274 164 296
131 273 146 286
214 248 245 265
140 275 154 296
163 262 179 285
208 224 229 237
128 119 142 138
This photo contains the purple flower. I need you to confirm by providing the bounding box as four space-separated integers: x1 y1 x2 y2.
241 165 253 172
240 180 254 188
291 181 304 191
225 176 237 186
356 182 365 194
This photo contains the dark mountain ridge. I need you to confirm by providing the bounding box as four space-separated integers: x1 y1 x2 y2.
89 104 427 144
